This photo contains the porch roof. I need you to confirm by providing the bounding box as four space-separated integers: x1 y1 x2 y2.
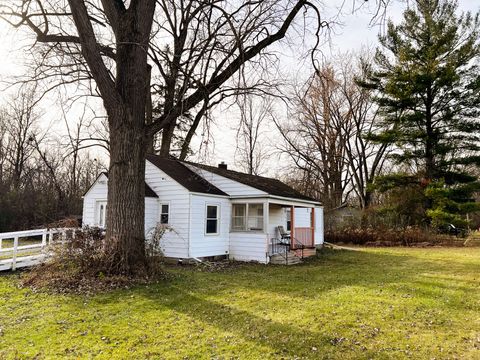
230 194 321 208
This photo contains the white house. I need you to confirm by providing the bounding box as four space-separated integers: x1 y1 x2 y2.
82 154 323 264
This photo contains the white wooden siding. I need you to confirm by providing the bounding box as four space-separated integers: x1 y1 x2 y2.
145 198 159 238
229 233 268 263
314 207 324 245
294 208 312 227
267 204 287 240
145 160 190 258
82 173 108 227
188 194 230 257
185 164 267 196
82 173 160 237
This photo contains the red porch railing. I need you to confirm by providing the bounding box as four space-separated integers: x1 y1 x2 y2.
292 227 314 248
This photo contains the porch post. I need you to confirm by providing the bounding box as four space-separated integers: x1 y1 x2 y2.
264 200 269 256
290 206 295 246
311 207 315 246
263 200 269 236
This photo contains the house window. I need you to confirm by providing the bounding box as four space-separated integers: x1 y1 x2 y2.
160 203 169 224
232 204 246 231
286 208 291 231
206 205 219 234
231 203 264 231
96 201 107 228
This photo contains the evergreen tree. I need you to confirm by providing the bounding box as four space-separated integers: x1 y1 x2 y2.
365 0 480 228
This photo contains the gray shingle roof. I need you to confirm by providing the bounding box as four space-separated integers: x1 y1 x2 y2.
185 162 319 202
146 155 228 196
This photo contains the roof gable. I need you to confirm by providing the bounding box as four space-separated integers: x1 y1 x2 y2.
83 172 158 198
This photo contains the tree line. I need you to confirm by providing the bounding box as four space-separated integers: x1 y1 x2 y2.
0 87 104 232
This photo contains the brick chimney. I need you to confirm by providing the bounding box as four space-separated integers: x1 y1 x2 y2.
218 161 227 170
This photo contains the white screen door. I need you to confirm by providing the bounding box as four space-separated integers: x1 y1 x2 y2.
96 201 107 228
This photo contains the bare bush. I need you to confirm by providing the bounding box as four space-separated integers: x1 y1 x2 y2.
325 227 462 247
22 226 168 293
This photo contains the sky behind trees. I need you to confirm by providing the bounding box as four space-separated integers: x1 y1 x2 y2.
0 0 478 173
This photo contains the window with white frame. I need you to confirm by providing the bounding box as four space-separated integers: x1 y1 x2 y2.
96 201 107 228
286 208 291 231
231 203 264 231
160 203 169 224
206 205 219 234
232 204 246 231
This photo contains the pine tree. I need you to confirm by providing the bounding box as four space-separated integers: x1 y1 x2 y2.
365 0 480 228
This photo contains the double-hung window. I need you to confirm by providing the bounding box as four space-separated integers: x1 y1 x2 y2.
206 205 219 234
231 203 264 231
232 204 246 231
160 203 169 225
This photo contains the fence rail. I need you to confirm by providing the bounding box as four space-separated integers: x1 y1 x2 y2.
0 228 78 272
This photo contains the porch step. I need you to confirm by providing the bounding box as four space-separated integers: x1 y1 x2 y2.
292 247 317 258
269 251 302 265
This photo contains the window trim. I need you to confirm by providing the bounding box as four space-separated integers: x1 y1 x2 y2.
205 204 220 236
231 203 264 232
159 202 170 225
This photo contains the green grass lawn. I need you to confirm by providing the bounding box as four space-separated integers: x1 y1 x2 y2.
0 247 479 359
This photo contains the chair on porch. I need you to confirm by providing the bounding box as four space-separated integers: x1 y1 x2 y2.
277 226 291 245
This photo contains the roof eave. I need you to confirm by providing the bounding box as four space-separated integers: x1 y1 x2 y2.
230 194 322 207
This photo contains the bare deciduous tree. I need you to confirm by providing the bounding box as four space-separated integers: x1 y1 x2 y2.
0 94 103 232
276 67 351 209
234 95 272 175
338 54 390 208
276 53 389 209
2 87 43 189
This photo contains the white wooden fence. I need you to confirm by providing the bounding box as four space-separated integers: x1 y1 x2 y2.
0 228 77 272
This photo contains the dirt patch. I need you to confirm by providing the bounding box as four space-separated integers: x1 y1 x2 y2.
20 260 170 295
170 259 251 273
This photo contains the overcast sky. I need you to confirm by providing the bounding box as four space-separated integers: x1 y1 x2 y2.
0 1 478 174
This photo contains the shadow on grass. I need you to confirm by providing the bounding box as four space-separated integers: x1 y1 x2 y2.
106 248 478 354
2 248 478 357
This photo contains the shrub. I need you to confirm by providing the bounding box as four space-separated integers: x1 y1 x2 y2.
22 225 168 293
325 226 460 247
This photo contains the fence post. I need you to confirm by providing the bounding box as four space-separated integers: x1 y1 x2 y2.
12 236 18 271
48 230 53 245
0 237 2 250
41 231 47 247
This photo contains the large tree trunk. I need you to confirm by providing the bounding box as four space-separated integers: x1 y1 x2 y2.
106 114 146 273
103 6 154 274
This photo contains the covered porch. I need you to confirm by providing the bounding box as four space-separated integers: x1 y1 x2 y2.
229 196 322 263
266 198 321 261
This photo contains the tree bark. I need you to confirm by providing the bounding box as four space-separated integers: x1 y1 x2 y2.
159 120 176 157
107 113 146 273
101 4 154 273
